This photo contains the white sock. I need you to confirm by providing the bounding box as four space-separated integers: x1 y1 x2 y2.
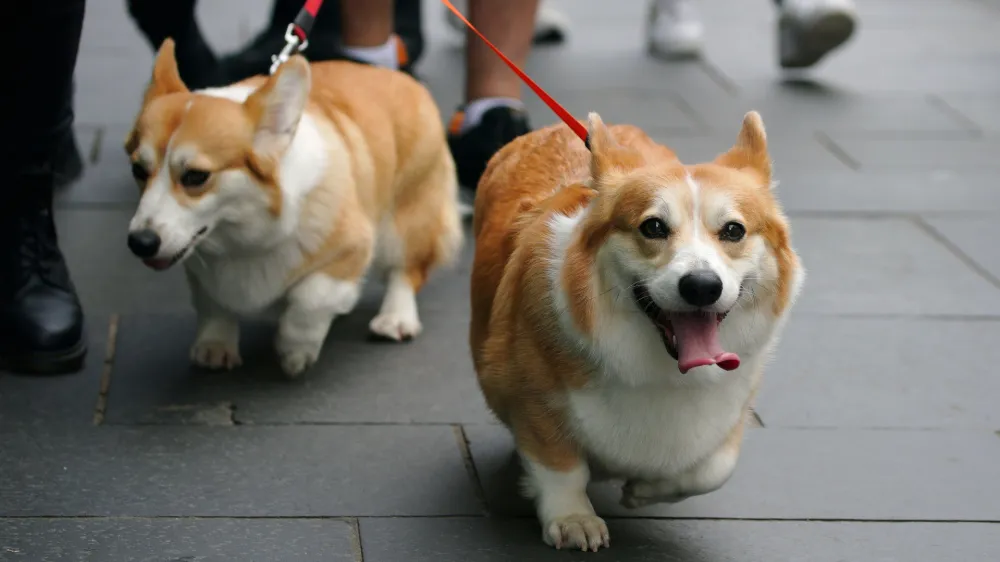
342 37 399 70
459 97 524 134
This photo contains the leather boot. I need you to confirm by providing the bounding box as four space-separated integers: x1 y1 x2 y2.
0 167 87 375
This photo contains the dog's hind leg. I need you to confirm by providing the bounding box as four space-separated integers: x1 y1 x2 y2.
369 151 463 342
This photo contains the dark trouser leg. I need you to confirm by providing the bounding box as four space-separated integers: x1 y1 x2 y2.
126 0 223 88
0 0 88 375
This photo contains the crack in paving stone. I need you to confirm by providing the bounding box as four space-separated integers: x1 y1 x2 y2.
813 131 860 170
453 425 490 515
92 314 120 426
912 217 1000 291
141 402 238 426
348 517 364 562
88 126 104 164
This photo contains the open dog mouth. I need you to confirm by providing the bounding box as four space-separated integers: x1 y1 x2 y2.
632 284 741 374
143 227 208 271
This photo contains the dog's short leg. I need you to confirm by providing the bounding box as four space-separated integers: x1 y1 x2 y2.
276 273 361 378
621 418 745 508
521 455 610 552
188 273 242 370
369 268 422 341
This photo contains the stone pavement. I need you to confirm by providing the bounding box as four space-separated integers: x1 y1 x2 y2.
3 0 1000 559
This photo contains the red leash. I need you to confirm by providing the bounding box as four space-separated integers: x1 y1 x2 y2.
439 0 589 148
270 0 326 74
270 0 590 149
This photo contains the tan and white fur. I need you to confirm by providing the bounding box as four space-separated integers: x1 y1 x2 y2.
470 112 803 550
126 40 462 377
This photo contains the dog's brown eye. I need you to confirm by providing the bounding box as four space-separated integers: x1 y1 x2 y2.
180 170 210 188
639 218 670 239
720 221 746 242
131 162 149 182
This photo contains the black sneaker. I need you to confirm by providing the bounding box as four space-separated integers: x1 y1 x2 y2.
0 169 87 375
447 105 532 195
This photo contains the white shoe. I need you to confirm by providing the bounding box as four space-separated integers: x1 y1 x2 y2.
444 0 570 45
778 0 857 69
646 0 704 60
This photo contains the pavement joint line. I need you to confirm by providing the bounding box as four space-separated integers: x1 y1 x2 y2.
926 94 985 137
912 216 1000 291
92 313 120 426
2 514 999 523
88 127 104 165
812 131 860 170
452 425 490 515
347 517 365 562
696 59 740 97
665 91 713 134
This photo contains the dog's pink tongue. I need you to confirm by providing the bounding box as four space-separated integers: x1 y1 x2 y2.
670 313 741 374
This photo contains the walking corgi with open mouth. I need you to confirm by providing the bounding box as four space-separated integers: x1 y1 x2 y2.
125 40 462 377
470 111 803 550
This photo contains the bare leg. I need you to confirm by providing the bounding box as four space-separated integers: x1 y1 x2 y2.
340 0 394 47
465 0 539 100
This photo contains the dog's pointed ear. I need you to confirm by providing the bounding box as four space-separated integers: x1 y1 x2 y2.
715 111 771 184
244 55 311 162
587 112 644 182
142 38 189 104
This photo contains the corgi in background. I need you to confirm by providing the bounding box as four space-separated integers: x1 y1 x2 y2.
470 111 803 551
125 40 462 377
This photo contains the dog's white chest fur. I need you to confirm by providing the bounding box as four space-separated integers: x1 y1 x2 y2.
566 363 756 479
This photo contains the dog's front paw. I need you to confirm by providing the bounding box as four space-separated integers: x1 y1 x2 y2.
620 479 689 508
190 340 242 370
278 347 319 379
369 312 422 342
543 514 610 552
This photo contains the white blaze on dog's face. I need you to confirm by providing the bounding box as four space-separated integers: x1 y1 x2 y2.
123 39 311 270
579 112 796 374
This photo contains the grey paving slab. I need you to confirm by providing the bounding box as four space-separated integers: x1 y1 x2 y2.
760 314 1000 429
827 137 1000 171
360 517 1000 562
0 425 479 517
523 90 705 134
99 223 487 425
0 315 109 428
679 88 973 136
56 127 139 206
55 208 191 316
654 133 851 171
772 170 1000 213
925 218 1000 281
789 217 1000 316
464 424 1000 520
74 52 149 127
104 306 490 425
0 517 355 562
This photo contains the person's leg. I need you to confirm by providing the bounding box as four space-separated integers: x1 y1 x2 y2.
126 0 223 89
447 0 538 193
0 0 88 374
339 0 406 70
646 0 704 60
776 0 857 69
444 0 569 46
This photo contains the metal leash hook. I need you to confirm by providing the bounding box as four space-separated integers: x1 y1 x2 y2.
270 23 311 75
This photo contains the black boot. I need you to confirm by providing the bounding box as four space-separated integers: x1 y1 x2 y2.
0 167 87 375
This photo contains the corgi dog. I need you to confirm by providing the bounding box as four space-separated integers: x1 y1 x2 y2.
470 112 803 551
124 40 462 378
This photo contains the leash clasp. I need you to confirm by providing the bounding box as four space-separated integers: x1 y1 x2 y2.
270 23 310 75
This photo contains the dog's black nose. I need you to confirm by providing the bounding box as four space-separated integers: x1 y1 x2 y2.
678 270 723 307
127 229 161 259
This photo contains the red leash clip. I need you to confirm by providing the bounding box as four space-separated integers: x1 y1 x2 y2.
271 0 325 75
